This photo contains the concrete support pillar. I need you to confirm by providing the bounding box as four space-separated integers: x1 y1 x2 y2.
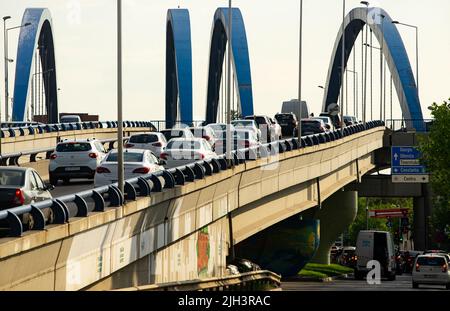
311 190 358 265
413 183 433 250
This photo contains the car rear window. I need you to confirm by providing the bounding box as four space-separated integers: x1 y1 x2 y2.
129 134 158 144
106 152 143 162
166 140 201 150
417 257 446 266
233 121 253 127
56 142 92 152
276 114 294 122
0 170 25 187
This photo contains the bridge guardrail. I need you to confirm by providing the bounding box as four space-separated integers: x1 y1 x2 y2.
0 137 131 166
114 270 281 291
0 120 385 237
0 120 156 138
386 119 433 133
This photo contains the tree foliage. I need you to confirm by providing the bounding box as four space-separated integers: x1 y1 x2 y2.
419 100 450 199
419 100 450 247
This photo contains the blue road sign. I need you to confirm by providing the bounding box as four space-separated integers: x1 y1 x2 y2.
391 146 427 175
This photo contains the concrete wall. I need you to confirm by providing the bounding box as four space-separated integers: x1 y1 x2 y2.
2 127 150 155
0 127 385 290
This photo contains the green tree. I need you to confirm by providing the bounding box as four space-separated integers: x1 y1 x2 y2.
418 100 450 248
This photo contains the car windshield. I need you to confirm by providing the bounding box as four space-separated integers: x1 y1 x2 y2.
61 117 80 123
235 131 255 140
276 114 295 122
106 152 144 162
166 140 202 150
56 142 92 152
129 134 159 144
208 124 227 131
417 257 446 266
161 130 185 141
0 170 25 187
232 120 254 127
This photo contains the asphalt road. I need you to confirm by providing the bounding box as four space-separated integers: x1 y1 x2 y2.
51 179 95 198
282 274 448 291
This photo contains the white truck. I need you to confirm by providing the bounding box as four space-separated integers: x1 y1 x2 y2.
281 100 310 121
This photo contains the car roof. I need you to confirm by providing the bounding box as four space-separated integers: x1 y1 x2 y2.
59 138 96 143
0 166 29 172
417 253 447 258
168 137 205 142
109 148 148 154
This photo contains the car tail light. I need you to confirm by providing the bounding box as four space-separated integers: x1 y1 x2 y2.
125 143 134 148
50 154 57 160
160 152 168 160
133 167 151 174
89 153 98 159
415 263 420 272
12 189 25 206
197 153 205 160
152 142 162 147
96 167 111 174
442 264 448 273
202 135 211 141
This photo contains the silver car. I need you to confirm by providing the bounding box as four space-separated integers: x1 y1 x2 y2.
0 167 53 232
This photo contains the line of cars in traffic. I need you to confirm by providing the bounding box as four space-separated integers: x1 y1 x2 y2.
0 112 360 235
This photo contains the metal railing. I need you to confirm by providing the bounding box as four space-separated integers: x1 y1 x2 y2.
149 120 205 132
0 120 385 237
114 270 281 291
0 120 155 138
386 119 433 133
0 137 130 166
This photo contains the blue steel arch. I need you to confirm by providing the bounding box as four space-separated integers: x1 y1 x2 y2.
12 8 58 123
322 7 423 130
205 8 254 124
166 9 193 128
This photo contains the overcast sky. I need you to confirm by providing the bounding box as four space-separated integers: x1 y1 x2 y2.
1 0 449 122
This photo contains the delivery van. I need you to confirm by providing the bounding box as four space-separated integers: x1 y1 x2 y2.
355 230 397 281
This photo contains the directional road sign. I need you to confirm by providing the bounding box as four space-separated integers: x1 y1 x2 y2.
391 146 429 183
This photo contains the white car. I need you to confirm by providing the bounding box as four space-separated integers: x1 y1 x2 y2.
161 138 218 169
412 254 450 289
188 127 217 149
49 139 108 185
269 117 282 140
94 149 164 187
231 119 261 141
125 133 167 157
312 116 333 131
215 129 260 155
160 128 194 142
205 123 235 136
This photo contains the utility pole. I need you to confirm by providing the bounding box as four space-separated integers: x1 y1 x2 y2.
340 0 345 134
361 1 369 125
117 0 124 195
298 0 303 142
226 0 232 167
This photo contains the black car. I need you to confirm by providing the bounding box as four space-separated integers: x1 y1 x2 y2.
403 250 423 273
275 113 298 137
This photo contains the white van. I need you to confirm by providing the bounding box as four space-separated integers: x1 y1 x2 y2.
60 115 82 123
355 230 397 281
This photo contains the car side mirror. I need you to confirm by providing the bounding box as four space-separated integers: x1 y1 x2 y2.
45 183 55 191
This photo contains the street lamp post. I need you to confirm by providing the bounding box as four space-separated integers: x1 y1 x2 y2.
361 1 369 126
226 0 233 168
347 69 358 119
340 0 345 134
117 0 124 195
378 14 385 122
298 0 303 142
392 21 419 98
3 18 31 122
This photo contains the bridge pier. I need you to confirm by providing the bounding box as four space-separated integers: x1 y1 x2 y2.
311 190 358 265
413 183 433 250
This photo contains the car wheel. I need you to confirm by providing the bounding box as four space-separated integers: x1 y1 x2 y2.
63 178 70 185
388 273 396 281
354 270 365 280
50 175 58 186
412 282 419 289
446 283 450 290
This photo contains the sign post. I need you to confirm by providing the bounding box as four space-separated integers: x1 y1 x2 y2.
391 146 429 183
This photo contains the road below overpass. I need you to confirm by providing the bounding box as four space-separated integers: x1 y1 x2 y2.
282 274 445 291
51 179 94 197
